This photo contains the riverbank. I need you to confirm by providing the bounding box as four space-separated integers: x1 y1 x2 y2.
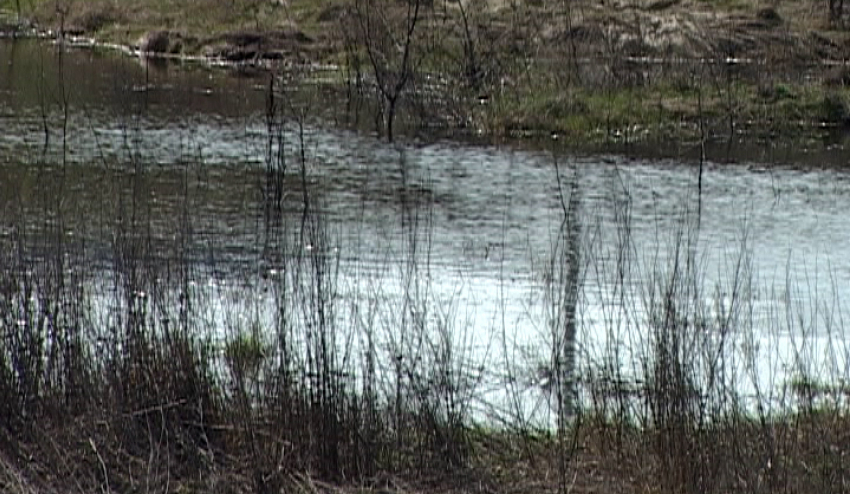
5 0 850 145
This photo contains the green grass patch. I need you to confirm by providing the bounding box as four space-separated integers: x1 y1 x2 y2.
483 82 706 142
480 76 850 143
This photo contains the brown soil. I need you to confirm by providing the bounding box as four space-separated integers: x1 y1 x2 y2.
483 0 850 63
136 28 319 63
5 0 850 87
9 0 850 68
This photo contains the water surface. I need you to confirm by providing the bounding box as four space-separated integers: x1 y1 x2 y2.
3 39 850 419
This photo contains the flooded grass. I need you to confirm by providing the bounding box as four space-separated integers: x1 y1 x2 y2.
2 71 850 494
2 185 850 494
5 11 850 489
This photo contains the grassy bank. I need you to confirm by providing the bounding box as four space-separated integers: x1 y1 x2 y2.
5 0 850 143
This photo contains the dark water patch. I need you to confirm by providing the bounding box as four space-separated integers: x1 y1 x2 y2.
0 38 268 119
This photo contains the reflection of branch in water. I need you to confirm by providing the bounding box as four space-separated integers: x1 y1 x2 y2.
697 65 705 226
552 157 581 419
770 168 782 208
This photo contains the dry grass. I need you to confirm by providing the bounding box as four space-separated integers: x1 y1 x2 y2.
4 405 850 494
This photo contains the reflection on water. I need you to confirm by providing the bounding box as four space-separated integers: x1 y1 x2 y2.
2 39 850 420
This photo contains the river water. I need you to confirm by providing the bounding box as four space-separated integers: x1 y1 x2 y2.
2 39 849 421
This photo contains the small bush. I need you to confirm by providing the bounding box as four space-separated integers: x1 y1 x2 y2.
820 92 850 124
